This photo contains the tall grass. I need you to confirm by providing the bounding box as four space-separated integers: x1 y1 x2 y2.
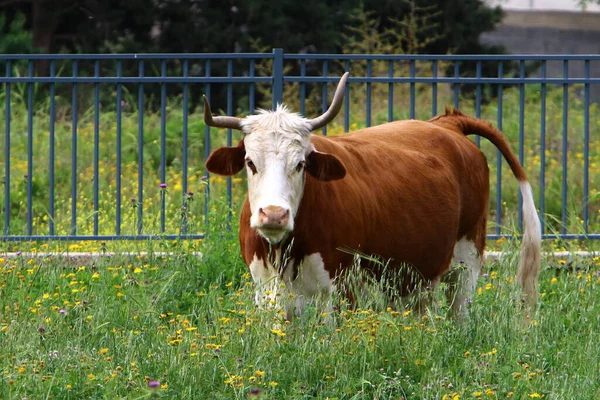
1 220 600 398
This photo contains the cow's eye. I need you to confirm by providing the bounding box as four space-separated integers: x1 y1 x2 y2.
246 159 257 174
296 161 306 173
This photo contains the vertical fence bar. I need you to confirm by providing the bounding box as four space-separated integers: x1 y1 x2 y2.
366 59 372 127
453 62 460 109
540 61 547 236
203 60 211 222
540 60 546 235
181 60 189 235
3 61 10 236
93 60 100 236
71 60 79 236
137 60 144 235
518 60 525 230
475 61 482 147
432 60 437 117
26 61 34 235
344 60 350 133
321 60 328 135
49 61 56 236
388 60 394 122
561 60 569 235
249 59 256 114
115 61 123 236
160 59 167 234
583 60 590 234
272 48 284 108
496 62 503 236
409 59 415 119
226 60 233 229
300 59 306 117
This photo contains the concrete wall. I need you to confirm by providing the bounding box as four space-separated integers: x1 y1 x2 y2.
480 10 600 99
487 0 600 12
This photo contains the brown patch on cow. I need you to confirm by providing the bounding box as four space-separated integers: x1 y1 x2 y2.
238 119 487 292
235 111 536 307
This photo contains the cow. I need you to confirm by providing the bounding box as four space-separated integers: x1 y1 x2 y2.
203 72 541 320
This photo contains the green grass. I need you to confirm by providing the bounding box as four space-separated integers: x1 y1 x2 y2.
1 224 600 399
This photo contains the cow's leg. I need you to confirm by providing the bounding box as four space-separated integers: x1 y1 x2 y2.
393 262 444 315
444 237 482 319
404 278 438 315
285 252 335 323
249 254 281 307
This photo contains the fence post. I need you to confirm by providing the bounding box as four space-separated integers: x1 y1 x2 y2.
272 48 284 108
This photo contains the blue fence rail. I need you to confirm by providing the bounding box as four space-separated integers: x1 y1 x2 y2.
0 50 598 241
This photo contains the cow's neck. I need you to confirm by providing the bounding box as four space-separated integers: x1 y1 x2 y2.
259 232 297 280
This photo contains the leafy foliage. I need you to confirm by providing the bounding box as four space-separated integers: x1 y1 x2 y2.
0 12 35 54
0 0 505 56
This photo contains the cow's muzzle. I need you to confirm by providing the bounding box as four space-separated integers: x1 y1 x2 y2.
257 206 290 229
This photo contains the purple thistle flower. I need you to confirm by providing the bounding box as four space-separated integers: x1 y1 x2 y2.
160 183 167 189
38 326 46 334
59 309 67 315
148 380 160 388
250 388 261 395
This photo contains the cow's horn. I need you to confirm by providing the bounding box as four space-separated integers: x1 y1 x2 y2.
203 95 243 130
308 72 349 131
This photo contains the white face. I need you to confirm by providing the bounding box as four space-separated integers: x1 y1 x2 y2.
241 107 313 244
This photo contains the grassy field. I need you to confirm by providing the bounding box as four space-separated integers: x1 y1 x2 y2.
2 225 600 399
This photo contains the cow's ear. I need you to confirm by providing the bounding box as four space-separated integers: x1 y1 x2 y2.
306 150 346 181
206 140 245 176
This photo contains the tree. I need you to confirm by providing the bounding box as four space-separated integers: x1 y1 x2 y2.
0 11 35 54
577 0 600 8
355 0 504 55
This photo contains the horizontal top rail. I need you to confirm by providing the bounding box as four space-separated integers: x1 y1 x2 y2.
0 77 274 83
1 52 600 61
0 53 275 60
284 53 600 61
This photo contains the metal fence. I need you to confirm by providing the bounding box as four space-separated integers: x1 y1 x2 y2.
1 49 598 241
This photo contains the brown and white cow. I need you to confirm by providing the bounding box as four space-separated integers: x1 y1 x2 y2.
204 73 541 319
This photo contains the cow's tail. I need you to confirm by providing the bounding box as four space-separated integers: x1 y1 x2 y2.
431 107 542 309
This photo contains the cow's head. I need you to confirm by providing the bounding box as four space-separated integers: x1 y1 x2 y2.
205 73 349 244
